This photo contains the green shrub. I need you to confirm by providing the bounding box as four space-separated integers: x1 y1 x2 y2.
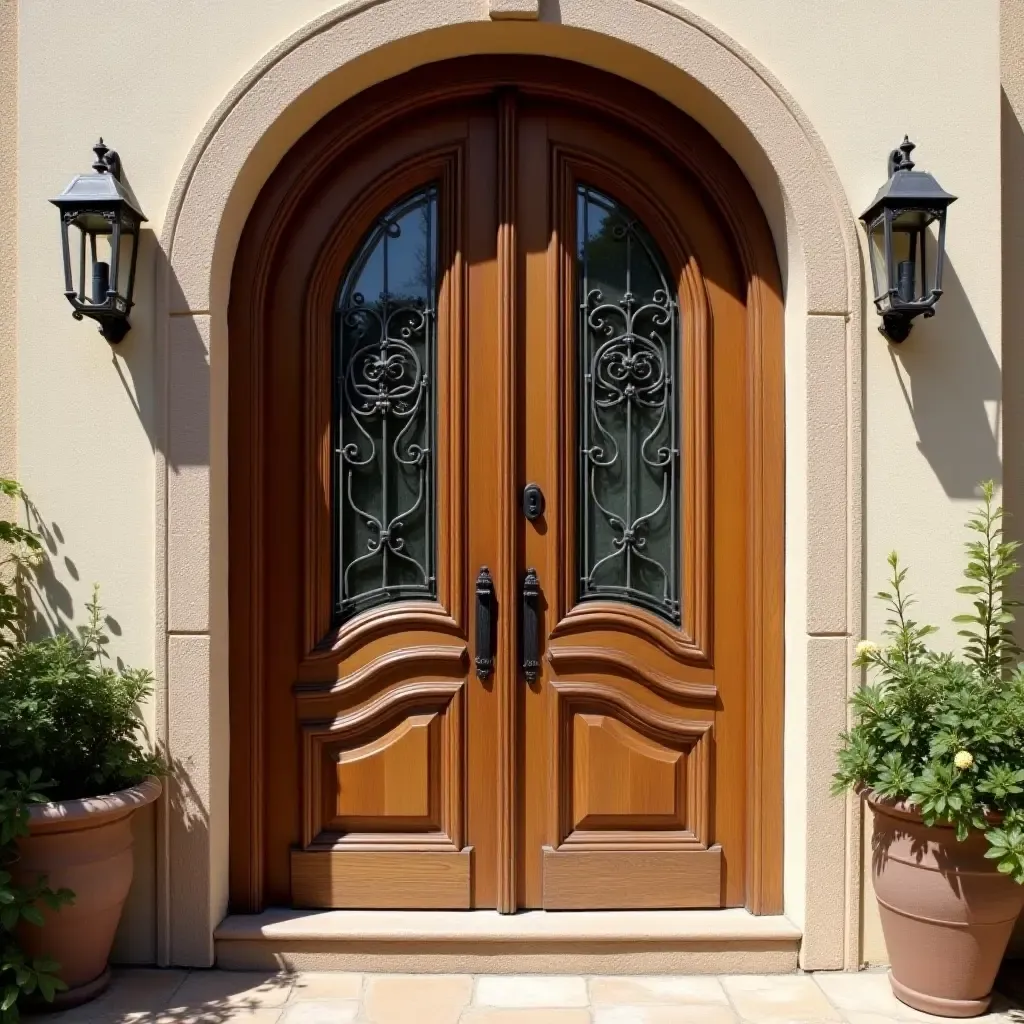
834 482 1024 883
0 588 165 802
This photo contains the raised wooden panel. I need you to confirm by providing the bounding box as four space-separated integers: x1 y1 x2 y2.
573 714 682 829
551 680 712 849
542 846 722 909
292 848 472 909
301 680 465 850
331 712 437 824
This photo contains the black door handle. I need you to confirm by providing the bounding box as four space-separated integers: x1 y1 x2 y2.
522 567 541 682
475 567 495 680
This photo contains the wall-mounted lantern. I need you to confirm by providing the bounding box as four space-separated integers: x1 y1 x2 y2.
51 140 147 343
860 137 956 343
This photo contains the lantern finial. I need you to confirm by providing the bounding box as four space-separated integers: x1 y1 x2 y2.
888 136 916 177
91 139 122 180
92 139 110 173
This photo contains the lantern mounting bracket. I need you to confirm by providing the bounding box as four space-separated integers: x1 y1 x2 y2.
90 138 123 181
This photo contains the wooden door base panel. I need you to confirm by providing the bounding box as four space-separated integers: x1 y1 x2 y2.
214 907 800 973
541 846 722 910
291 848 472 909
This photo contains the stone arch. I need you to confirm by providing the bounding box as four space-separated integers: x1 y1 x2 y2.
155 0 863 971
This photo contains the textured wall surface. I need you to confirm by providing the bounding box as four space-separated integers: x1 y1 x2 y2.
11 0 1003 964
1001 0 1024 960
0 0 15 491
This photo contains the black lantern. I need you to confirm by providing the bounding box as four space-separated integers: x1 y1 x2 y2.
860 137 956 342
51 140 146 343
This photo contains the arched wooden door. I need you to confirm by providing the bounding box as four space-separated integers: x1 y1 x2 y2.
229 57 784 915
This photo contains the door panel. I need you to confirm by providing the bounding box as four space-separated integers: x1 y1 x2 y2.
232 101 500 909
229 57 783 915
517 101 749 908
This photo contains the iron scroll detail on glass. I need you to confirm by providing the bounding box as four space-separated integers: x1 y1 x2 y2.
334 186 439 621
576 186 681 625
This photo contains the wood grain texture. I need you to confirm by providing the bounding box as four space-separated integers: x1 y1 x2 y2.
300 680 465 850
550 680 712 851
542 846 722 909
294 644 467 699
546 646 717 703
291 849 472 909
228 57 784 915
494 88 519 914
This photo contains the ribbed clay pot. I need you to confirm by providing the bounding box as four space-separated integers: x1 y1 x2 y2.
867 789 1024 1017
12 777 162 1009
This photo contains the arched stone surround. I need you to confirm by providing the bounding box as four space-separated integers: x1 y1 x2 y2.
154 0 863 971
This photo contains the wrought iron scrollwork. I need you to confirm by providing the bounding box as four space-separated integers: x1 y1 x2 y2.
334 186 438 620
576 186 681 624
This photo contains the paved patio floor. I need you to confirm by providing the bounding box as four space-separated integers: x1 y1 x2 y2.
31 968 1024 1024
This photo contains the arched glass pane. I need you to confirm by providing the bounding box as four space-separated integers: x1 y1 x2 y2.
334 186 438 620
576 185 681 624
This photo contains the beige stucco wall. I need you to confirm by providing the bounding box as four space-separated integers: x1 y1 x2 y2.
0 0 15 490
12 0 1002 966
1002 0 1024 961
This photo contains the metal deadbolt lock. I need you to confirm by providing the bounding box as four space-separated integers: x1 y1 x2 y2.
523 483 545 522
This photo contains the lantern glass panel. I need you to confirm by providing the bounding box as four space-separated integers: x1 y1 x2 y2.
893 208 938 305
868 217 889 310
70 217 137 310
888 218 916 306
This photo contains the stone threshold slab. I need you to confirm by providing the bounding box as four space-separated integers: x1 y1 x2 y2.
216 908 801 943
214 909 802 974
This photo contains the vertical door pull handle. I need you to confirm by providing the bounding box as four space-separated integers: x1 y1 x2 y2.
522 567 541 682
475 566 495 680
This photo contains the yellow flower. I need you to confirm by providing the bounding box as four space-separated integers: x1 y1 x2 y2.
954 750 974 771
855 640 880 658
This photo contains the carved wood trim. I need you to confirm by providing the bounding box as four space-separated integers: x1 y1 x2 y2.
294 643 467 700
301 679 465 849
545 645 717 703
743 247 786 916
550 680 712 849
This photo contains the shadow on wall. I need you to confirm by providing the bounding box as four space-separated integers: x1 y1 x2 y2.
1001 83 1024 957
22 224 164 640
1003 88 1024 598
883 251 1001 501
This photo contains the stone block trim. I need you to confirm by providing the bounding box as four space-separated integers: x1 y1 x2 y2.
155 0 863 969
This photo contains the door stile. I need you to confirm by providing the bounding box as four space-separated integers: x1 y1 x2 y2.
516 107 557 908
495 88 520 913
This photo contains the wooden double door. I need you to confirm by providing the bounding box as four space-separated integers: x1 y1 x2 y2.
229 59 784 914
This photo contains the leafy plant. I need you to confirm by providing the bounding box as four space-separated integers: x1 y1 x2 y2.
0 770 72 1023
834 482 1024 882
0 587 165 802
0 480 41 652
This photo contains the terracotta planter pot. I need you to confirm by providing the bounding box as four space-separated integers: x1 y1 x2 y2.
12 777 162 1009
867 789 1024 1018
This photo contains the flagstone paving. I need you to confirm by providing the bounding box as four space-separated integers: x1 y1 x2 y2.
28 968 1024 1024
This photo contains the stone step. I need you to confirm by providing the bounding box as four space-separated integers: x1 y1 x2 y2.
215 908 802 974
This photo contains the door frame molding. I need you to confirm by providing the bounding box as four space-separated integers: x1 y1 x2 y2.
156 2 863 970
224 57 785 917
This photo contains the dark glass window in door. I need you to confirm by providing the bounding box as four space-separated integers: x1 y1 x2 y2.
334 186 438 620
576 185 681 623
